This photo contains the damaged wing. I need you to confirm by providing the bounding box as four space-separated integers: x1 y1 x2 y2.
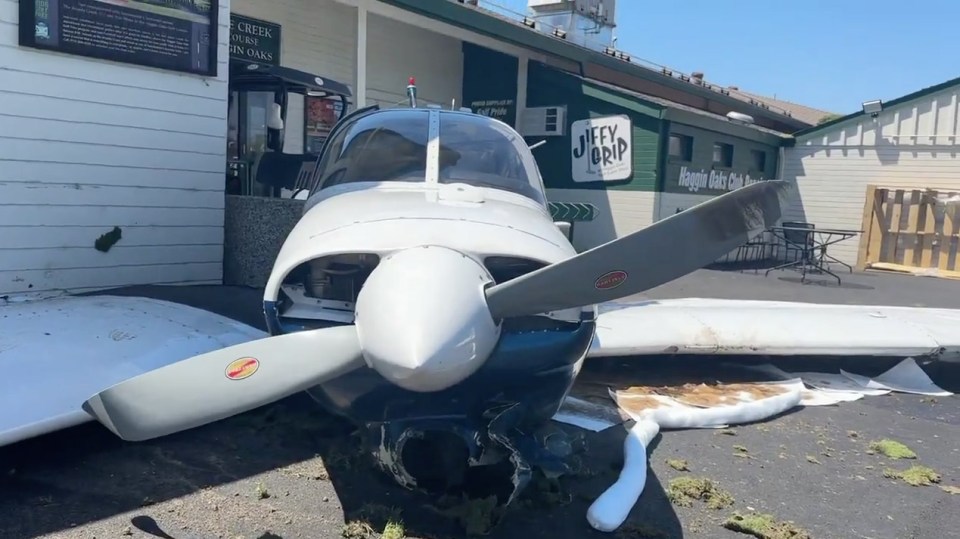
588 298 960 362
0 295 267 447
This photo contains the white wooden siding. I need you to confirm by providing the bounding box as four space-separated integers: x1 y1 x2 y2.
546 189 656 251
231 0 357 155
0 0 230 296
781 85 960 267
365 12 463 109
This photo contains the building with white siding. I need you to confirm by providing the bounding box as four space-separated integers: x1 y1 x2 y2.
2 0 231 295
1 0 813 296
779 77 960 270
2 0 557 296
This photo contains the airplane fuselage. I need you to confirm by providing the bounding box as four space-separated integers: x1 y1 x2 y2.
262 184 595 495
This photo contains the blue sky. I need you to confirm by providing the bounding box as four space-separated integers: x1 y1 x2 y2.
487 0 958 114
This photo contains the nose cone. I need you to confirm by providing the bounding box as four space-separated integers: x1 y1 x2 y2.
354 246 501 392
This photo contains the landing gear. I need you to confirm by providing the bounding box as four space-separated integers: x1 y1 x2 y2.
362 401 583 515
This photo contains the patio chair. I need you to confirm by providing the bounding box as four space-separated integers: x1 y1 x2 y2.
780 221 815 263
764 221 819 282
734 230 779 273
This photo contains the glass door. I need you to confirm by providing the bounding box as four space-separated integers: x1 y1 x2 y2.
225 89 276 195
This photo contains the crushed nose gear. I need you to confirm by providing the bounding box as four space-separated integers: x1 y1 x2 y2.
363 402 583 511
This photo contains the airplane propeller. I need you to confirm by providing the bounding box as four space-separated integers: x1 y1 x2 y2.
82 326 365 441
82 180 790 442
485 179 792 318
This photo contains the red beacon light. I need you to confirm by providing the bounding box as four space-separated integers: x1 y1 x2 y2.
406 76 418 108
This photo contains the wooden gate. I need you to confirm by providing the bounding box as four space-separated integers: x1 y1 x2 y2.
857 185 960 277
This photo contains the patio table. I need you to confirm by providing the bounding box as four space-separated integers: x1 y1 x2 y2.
764 226 861 284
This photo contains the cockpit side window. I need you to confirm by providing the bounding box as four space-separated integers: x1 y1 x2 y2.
437 114 546 205
315 109 430 190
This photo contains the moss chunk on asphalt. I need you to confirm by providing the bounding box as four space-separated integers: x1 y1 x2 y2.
883 465 941 486
667 476 734 510
381 520 405 539
723 512 811 539
868 439 917 459
666 459 689 471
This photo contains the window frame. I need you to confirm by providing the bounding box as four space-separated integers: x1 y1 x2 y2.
667 133 694 162
712 142 734 168
749 149 767 173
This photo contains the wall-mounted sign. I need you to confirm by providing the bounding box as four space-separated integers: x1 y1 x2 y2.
229 14 280 66
674 165 766 194
470 98 515 124
570 115 632 183
19 0 219 77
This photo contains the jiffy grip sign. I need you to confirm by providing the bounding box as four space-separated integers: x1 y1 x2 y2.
570 115 633 183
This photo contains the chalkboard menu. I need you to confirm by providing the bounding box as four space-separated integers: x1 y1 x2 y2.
19 0 219 77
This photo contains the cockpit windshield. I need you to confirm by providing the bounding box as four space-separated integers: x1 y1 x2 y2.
311 108 546 205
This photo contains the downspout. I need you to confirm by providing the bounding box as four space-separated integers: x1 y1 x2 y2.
356 0 368 107
653 117 670 222
515 56 528 130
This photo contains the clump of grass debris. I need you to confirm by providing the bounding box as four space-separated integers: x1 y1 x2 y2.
666 459 689 472
805 455 820 465
940 485 960 495
341 521 375 539
522 471 573 508
722 512 811 539
868 439 917 459
341 504 404 539
883 465 941 486
255 481 270 499
667 476 734 510
432 494 501 536
381 520 405 539
614 521 670 538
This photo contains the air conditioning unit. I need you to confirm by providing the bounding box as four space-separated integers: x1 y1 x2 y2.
518 106 566 137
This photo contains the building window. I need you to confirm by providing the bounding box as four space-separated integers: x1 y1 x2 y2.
750 149 767 172
713 142 733 167
668 133 693 161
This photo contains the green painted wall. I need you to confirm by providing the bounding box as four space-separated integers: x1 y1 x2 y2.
660 121 779 196
525 61 663 191
461 42 518 127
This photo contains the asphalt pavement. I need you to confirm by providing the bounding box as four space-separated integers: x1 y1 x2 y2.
1 267 958 539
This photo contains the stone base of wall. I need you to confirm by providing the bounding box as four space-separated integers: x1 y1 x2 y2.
223 195 306 288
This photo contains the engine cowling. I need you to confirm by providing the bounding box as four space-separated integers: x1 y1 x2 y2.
354 245 501 392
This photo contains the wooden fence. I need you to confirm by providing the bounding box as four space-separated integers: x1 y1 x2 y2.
857 186 960 277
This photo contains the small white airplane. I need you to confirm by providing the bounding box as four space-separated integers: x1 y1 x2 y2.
4 80 959 517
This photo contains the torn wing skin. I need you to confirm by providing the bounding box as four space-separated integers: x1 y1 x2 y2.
589 298 960 362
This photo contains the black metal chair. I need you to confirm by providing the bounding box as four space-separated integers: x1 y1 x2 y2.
765 221 817 281
781 221 816 263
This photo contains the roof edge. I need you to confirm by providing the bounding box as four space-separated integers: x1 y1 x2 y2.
792 75 960 139
378 0 811 130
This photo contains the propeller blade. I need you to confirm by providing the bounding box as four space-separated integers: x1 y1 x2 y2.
485 180 791 319
82 325 364 442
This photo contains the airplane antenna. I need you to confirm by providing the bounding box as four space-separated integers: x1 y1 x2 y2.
529 140 547 150
407 77 418 108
